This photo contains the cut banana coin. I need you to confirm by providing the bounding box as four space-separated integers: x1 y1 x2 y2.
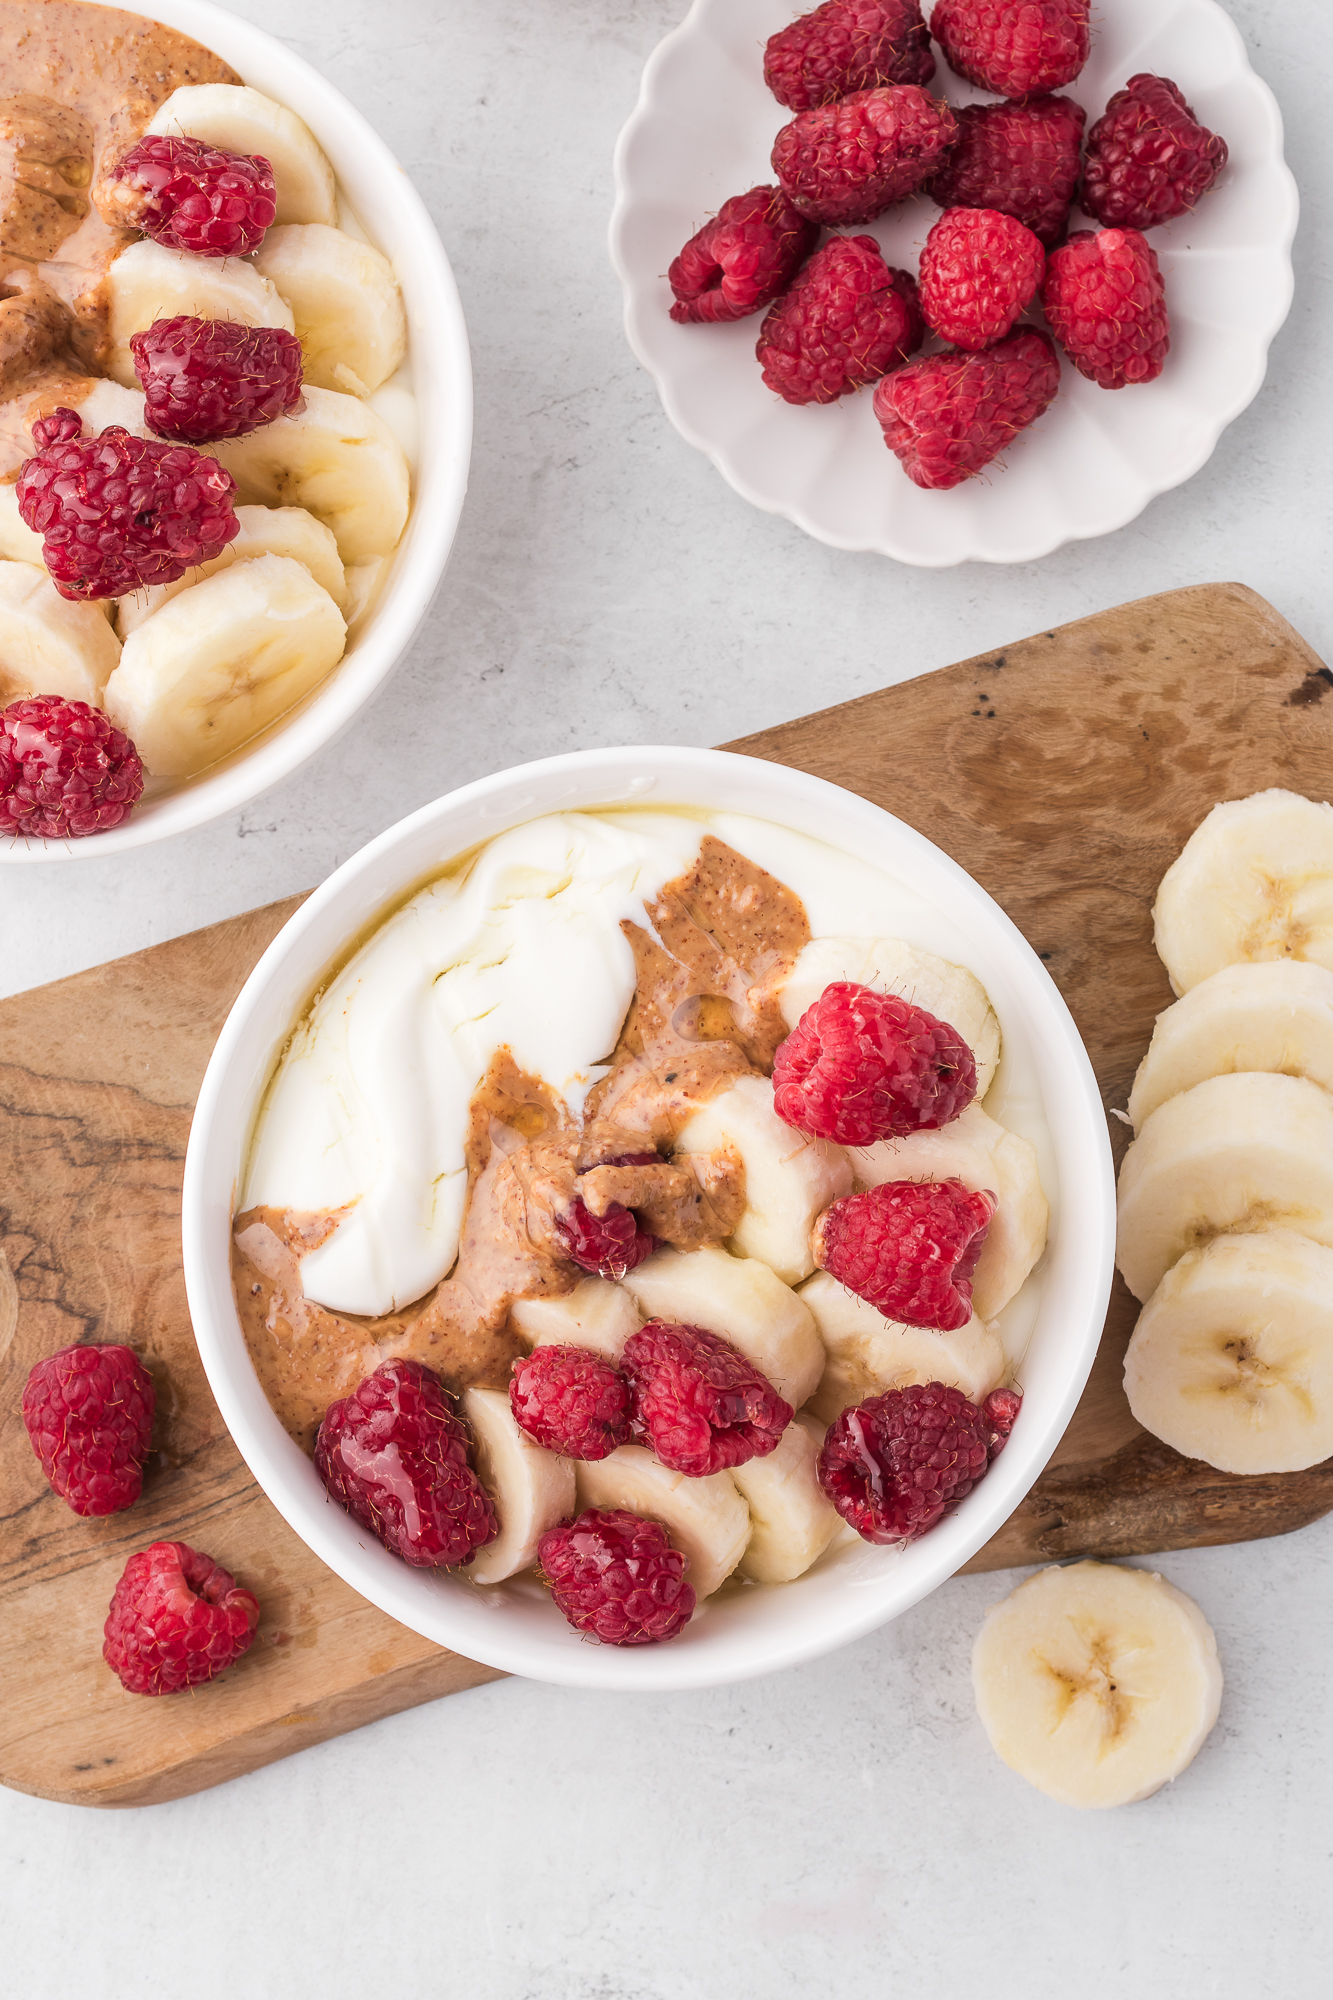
732 1414 840 1584
1127 959 1333 1130
1154 789 1333 996
103 239 294 388
463 1387 575 1585
103 553 346 777
780 936 1001 1097
972 1561 1223 1808
675 1073 852 1285
146 83 337 226
254 223 407 394
509 1276 642 1360
1115 1070 1333 1303
0 560 121 705
209 385 409 562
115 504 347 638
620 1242 824 1410
848 1101 1047 1321
798 1269 1006 1422
1124 1230 1333 1474
574 1445 749 1600
0 483 45 566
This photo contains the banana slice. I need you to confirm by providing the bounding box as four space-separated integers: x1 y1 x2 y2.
0 483 45 566
462 1387 575 1585
254 224 407 395
798 1270 1006 1422
732 1413 840 1584
1154 790 1333 996
209 385 409 562
1127 959 1333 1130
103 553 345 777
1124 1231 1333 1474
0 560 120 704
344 554 387 633
780 936 1001 1098
509 1276 642 1360
115 504 347 638
574 1445 749 1600
103 240 294 389
619 1242 824 1410
675 1074 852 1285
146 83 337 226
1115 1070 1333 1303
848 1102 1048 1321
972 1561 1223 1808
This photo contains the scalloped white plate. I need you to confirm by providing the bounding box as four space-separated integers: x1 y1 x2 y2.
610 0 1298 565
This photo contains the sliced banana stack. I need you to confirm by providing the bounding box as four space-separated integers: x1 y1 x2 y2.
103 554 346 777
675 1073 852 1285
780 936 1001 1097
254 224 407 394
972 1562 1223 1808
1115 1070 1333 1303
798 1270 1006 1422
1127 959 1333 1130
115 505 347 640
620 1242 825 1409
574 1445 750 1600
0 560 121 705
509 1276 642 1359
104 239 294 388
1124 1231 1333 1474
731 1415 840 1584
146 83 338 226
462 1388 575 1585
208 386 410 563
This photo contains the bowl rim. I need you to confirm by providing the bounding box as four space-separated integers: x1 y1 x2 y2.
0 0 473 864
182 745 1116 1691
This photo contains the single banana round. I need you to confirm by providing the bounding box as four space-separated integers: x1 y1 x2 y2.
847 1100 1048 1322
0 482 45 566
1115 1070 1333 1303
619 1241 825 1410
462 1387 575 1586
1154 789 1333 996
0 559 121 705
675 1073 852 1286
103 239 294 389
115 504 347 639
103 553 346 778
972 1561 1223 1809
1128 959 1333 1130
574 1444 749 1601
208 385 409 563
1124 1231 1333 1474
508 1275 642 1360
145 83 337 226
731 1414 840 1585
779 935 1001 1098
344 554 387 633
798 1269 1006 1423
254 223 407 394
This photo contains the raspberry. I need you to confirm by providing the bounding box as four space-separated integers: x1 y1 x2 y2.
103 1540 259 1695
929 0 1090 99
0 696 144 840
817 1381 1010 1543
131 316 304 443
925 96 1086 248
814 1178 995 1330
771 85 958 226
756 236 923 404
16 408 239 600
919 207 1045 351
509 1344 632 1460
669 185 818 325
538 1507 696 1646
1082 74 1228 232
872 326 1060 489
982 1385 1023 1451
764 1 934 112
622 1322 793 1477
555 1197 658 1281
110 134 277 257
314 1358 497 1568
773 981 977 1146
21 1342 155 1514
1040 228 1169 389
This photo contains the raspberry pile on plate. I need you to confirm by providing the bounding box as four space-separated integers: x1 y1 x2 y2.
664 0 1230 489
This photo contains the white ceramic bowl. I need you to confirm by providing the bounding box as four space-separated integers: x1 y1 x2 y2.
183 747 1115 1690
609 0 1298 564
0 0 471 862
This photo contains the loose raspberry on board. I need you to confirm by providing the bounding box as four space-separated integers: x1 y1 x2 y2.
109 133 277 256
817 1381 1005 1543
771 85 958 227
103 1540 260 1695
0 697 144 840
872 327 1061 489
22 1342 155 1512
510 1344 633 1460
538 1508 696 1646
668 185 818 324
764 0 935 112
756 236 923 404
622 1322 793 1477
1041 228 1169 389
131 316 304 443
814 1178 995 1330
773 981 977 1145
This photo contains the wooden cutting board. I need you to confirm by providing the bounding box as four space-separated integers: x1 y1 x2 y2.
5 580 1333 1811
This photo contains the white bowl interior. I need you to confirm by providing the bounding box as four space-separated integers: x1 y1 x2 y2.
183 747 1115 1691
0 0 472 862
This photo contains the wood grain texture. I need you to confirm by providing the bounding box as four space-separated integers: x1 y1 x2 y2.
2 580 1330 1808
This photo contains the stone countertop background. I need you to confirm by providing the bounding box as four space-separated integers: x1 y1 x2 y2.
3 2 1330 1992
